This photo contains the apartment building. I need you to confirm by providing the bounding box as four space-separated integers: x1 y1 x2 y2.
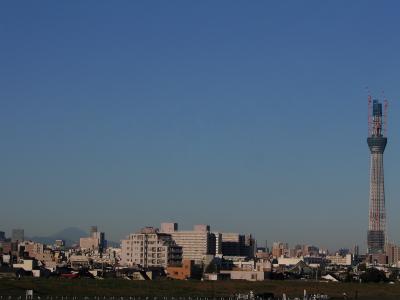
160 224 216 264
120 227 182 268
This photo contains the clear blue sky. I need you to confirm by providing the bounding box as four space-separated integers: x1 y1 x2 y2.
1 1 400 251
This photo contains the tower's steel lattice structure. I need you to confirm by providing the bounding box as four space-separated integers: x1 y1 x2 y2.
367 99 387 254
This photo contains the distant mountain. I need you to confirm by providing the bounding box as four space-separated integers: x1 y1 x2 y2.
30 227 88 246
29 227 120 248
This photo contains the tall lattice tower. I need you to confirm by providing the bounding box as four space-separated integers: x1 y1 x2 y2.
367 98 387 254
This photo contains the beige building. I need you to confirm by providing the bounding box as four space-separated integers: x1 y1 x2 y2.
161 224 216 264
161 222 178 233
277 256 303 266
13 259 36 272
80 237 100 251
220 270 266 281
120 227 182 268
326 254 352 266
220 260 271 281
24 241 44 257
385 243 400 265
80 226 105 253
193 224 210 232
21 241 57 268
272 242 289 258
69 254 92 269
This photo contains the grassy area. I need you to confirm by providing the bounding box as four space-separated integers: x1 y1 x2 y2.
0 278 399 299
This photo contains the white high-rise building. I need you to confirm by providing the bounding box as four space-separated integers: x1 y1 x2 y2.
120 227 182 268
160 223 216 264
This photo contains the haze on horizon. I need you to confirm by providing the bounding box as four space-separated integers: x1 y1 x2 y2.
1 1 400 252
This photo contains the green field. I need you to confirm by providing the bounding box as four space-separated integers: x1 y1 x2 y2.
0 278 399 299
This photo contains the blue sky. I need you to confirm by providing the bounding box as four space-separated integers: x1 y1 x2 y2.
1 1 400 251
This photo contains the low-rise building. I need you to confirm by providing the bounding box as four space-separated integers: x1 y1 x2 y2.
277 256 303 266
69 255 92 269
220 269 266 281
326 254 352 266
13 259 36 271
255 259 272 272
166 259 194 280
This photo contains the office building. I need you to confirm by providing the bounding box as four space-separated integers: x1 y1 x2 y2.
221 233 245 256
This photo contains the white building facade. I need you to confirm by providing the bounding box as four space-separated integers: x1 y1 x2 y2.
120 227 182 268
160 223 216 264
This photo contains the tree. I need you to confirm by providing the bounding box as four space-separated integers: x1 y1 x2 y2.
205 262 218 274
389 269 399 281
358 263 367 271
360 268 388 283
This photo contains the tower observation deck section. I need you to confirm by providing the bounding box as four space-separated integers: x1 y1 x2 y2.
367 100 387 254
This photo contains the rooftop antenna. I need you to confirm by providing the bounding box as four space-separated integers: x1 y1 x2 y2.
383 91 388 137
367 87 372 136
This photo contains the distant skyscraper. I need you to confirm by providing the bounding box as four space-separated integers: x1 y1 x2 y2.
353 244 359 257
272 241 289 258
80 226 106 253
11 229 24 242
367 99 387 254
0 231 5 241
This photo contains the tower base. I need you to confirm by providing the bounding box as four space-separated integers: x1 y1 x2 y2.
367 230 385 254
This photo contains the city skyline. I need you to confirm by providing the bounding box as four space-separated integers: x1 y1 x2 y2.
0 222 357 255
2 2 400 250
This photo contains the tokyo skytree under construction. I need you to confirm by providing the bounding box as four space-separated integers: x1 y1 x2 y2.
367 96 388 254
